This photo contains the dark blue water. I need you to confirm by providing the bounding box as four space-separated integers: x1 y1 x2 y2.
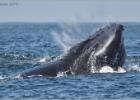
0 22 139 100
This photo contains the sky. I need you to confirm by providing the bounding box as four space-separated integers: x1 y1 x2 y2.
0 0 140 22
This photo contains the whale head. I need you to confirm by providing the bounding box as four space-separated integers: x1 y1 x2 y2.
67 23 126 74
89 23 126 71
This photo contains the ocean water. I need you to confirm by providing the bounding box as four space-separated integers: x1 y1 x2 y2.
0 22 139 100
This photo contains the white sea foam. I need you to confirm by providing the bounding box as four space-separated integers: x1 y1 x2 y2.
37 56 52 63
27 75 43 78
57 71 68 77
38 57 48 63
99 66 126 73
57 72 65 77
97 64 140 74
0 74 24 81
117 67 126 73
99 66 115 73
0 76 6 80
0 76 11 81
127 65 140 72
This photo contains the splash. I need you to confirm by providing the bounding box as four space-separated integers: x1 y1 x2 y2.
91 64 140 74
37 56 55 63
50 23 92 52
127 65 140 72
99 66 126 73
0 76 7 80
99 66 114 73
57 71 67 77
51 31 77 52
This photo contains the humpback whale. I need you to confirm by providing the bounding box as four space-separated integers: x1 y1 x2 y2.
20 23 126 77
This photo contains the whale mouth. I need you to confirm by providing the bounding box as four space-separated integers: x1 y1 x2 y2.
87 23 125 72
67 23 126 75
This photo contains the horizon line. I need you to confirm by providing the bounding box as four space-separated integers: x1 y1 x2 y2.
0 21 140 23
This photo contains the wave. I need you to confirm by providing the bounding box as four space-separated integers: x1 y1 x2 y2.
0 74 21 82
0 52 40 67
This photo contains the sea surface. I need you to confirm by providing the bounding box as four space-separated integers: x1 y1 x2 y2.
0 22 139 100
